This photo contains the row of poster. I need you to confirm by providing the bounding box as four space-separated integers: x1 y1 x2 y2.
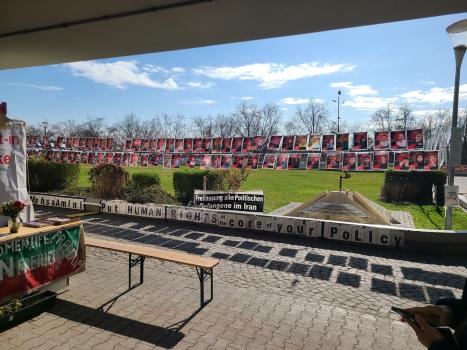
27 136 114 151
33 150 439 171
27 129 425 153
122 129 424 153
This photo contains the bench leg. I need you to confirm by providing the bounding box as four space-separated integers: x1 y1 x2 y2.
128 254 145 290
196 267 213 308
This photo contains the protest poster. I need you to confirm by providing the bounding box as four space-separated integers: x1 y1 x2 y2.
307 135 321 151
232 154 246 168
268 135 282 150
322 134 335 151
157 138 166 152
262 154 276 169
232 137 243 153
424 151 439 170
407 129 424 149
342 152 357 171
390 130 407 150
306 153 321 170
246 154 259 169
175 139 184 153
193 138 202 152
352 132 368 150
409 151 425 171
200 154 212 169
374 131 390 150
183 138 193 153
336 133 349 151
276 154 289 170
165 138 175 153
201 138 211 153
194 190 264 212
294 135 308 151
373 151 389 170
212 138 222 153
281 136 295 151
221 154 233 169
393 151 410 171
326 152 341 170
357 152 373 171
163 154 172 168
221 138 232 153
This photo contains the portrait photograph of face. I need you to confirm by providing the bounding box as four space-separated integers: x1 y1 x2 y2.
157 138 166 152
424 151 439 170
342 152 357 171
393 152 410 171
352 132 368 150
183 138 193 153
374 131 390 150
200 154 212 169
149 139 158 151
165 139 175 153
276 154 289 170
308 135 321 151
242 137 253 153
373 151 389 170
232 155 246 168
201 138 212 152
336 133 349 151
212 138 222 153
262 154 276 169
282 136 295 151
80 152 89 164
287 154 301 169
357 152 372 171
246 154 259 169
162 154 171 168
222 138 232 152
193 138 202 152
186 154 197 168
171 154 181 168
391 131 407 150
409 151 425 170
212 155 221 168
268 136 282 150
232 137 243 152
408 129 424 149
294 135 308 151
322 134 335 151
141 139 149 151
326 153 340 170
85 138 93 150
175 139 184 152
306 153 321 170
140 154 148 167
221 154 232 169
253 136 265 150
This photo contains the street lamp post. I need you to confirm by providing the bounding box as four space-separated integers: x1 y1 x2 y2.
445 19 467 230
332 90 343 133
41 121 48 136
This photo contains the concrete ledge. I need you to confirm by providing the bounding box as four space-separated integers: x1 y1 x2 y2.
30 193 467 255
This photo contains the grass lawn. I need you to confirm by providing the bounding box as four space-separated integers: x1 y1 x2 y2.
78 165 467 230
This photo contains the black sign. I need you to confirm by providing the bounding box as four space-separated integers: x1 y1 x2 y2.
194 190 264 212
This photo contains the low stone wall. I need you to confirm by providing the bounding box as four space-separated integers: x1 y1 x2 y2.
29 193 467 254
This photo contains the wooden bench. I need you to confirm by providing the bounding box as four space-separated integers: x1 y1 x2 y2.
85 236 219 308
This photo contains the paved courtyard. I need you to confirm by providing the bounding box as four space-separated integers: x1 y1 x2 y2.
1 206 466 350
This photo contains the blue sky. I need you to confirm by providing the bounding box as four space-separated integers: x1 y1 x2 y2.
1 13 466 127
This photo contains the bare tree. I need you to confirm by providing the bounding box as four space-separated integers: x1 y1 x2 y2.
287 99 329 135
256 103 281 140
192 115 213 138
370 104 394 131
212 114 236 137
232 102 261 137
395 102 417 130
417 109 451 140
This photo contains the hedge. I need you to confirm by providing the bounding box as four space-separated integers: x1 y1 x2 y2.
381 170 447 206
131 172 161 189
28 159 80 192
90 164 128 199
173 171 221 205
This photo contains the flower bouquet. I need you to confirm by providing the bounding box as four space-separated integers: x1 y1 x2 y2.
0 200 27 233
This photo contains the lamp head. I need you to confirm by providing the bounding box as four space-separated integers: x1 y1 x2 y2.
447 19 467 49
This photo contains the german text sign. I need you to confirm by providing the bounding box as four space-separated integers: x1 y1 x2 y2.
194 190 264 212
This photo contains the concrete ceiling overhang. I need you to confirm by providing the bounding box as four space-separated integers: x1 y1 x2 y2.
1 0 467 69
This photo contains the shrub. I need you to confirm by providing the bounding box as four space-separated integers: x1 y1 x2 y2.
213 168 251 191
173 171 220 205
123 185 179 205
381 170 447 206
131 172 161 189
28 158 79 192
89 164 128 199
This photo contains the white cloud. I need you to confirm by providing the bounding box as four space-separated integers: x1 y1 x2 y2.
6 83 62 91
281 107 289 111
399 84 467 104
280 97 309 105
66 60 178 90
412 109 441 117
193 62 356 89
241 96 254 100
330 82 377 96
172 67 186 73
186 81 214 88
142 64 169 74
182 98 216 104
345 96 398 110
